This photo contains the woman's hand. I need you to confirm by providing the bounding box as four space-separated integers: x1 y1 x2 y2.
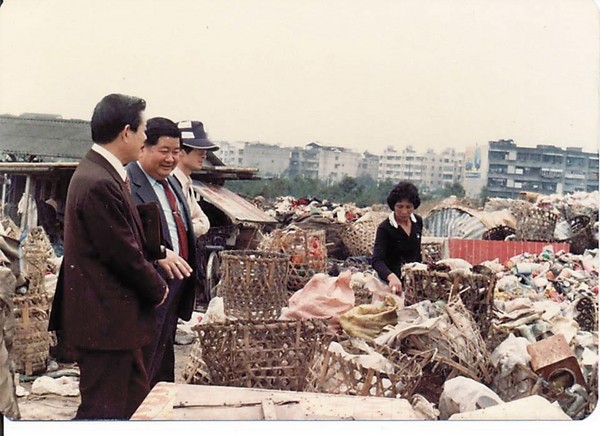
387 273 402 295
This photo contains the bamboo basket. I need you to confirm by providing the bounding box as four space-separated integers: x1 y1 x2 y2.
402 268 496 339
192 319 329 391
12 227 53 375
258 226 327 292
340 212 388 257
218 250 290 320
482 225 516 241
514 209 559 242
574 296 597 333
390 297 494 398
557 215 594 255
306 339 422 399
181 338 212 385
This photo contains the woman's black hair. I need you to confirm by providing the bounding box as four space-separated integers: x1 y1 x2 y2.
386 181 421 210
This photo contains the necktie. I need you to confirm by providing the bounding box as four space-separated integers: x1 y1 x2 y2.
124 176 131 193
159 179 189 260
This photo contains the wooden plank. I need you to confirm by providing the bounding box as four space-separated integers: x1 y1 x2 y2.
132 383 425 421
261 400 278 420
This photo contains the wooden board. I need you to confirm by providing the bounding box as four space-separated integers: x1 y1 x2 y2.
131 382 425 421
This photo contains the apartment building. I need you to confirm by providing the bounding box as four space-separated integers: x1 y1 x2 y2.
378 145 464 191
464 139 599 198
358 151 380 180
239 142 291 177
213 141 245 167
288 142 361 184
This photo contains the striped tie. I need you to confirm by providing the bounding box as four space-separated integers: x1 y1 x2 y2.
159 179 189 260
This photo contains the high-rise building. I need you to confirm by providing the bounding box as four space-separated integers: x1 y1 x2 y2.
288 142 361 184
240 142 291 177
213 141 245 167
463 139 599 198
378 145 464 192
358 151 380 180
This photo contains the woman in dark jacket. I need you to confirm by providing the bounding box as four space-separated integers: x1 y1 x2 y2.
372 181 422 295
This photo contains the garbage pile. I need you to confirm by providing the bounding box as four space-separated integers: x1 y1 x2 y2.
262 196 377 226
259 196 389 259
183 240 598 420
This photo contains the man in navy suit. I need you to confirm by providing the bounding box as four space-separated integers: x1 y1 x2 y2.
126 117 196 388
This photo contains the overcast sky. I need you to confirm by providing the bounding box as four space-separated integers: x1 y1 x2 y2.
0 0 598 155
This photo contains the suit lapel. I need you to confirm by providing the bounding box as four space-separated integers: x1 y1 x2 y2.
86 150 146 246
126 162 173 249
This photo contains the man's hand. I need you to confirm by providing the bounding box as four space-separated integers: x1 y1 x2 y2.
156 248 192 280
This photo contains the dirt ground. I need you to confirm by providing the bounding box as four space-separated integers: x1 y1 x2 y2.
14 343 193 421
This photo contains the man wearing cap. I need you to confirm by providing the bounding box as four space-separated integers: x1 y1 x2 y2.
172 120 218 238
126 117 196 388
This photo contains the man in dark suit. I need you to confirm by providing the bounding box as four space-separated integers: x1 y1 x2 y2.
126 117 196 388
48 93 169 420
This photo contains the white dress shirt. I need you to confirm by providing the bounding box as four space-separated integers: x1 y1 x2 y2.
92 144 127 182
172 166 211 237
136 162 187 255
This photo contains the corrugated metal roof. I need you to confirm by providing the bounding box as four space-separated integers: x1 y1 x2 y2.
0 115 223 165
192 181 277 224
423 207 487 239
0 115 90 159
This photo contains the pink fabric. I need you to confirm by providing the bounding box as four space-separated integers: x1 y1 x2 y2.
279 270 355 332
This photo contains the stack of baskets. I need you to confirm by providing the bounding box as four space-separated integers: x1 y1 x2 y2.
258 226 327 292
217 250 290 320
192 318 329 391
402 267 496 339
514 209 559 242
12 227 53 375
186 249 332 391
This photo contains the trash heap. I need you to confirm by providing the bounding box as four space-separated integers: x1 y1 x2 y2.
260 196 389 260
263 196 374 226
183 243 598 420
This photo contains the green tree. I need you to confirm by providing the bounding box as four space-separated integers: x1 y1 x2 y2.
441 182 466 198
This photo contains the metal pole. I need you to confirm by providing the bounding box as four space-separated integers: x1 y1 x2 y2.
20 174 31 230
0 173 7 219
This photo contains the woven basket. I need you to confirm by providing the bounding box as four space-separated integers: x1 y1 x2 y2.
391 297 494 389
192 318 328 391
574 296 597 333
402 268 496 338
306 339 422 398
181 338 212 385
218 250 290 320
12 228 53 375
258 227 327 292
514 209 559 242
482 225 516 241
557 215 594 255
340 212 388 257
12 293 52 375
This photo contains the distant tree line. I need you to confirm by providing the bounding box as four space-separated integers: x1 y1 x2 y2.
226 175 468 207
